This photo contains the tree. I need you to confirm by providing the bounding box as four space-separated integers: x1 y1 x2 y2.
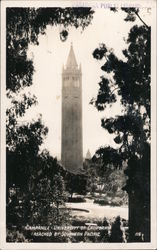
6 7 94 241
51 173 66 224
6 118 48 192
6 7 94 179
92 147 123 194
29 173 66 225
100 217 110 242
6 6 94 188
109 216 123 242
66 172 88 198
92 8 150 241
7 151 70 242
7 7 94 92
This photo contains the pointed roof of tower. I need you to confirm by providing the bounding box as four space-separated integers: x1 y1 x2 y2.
86 149 92 160
66 43 78 69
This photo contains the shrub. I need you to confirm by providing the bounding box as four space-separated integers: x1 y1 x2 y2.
6 229 29 242
93 198 110 206
67 197 86 203
110 197 123 206
99 217 110 242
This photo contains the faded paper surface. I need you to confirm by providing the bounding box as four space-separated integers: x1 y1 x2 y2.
0 0 156 249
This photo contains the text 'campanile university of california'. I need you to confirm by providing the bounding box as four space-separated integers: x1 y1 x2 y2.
61 44 83 173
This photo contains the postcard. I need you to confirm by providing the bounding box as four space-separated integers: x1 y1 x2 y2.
0 0 156 249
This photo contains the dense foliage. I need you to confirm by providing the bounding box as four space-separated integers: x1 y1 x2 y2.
66 172 88 198
6 7 94 242
92 8 150 241
6 6 151 242
84 155 128 206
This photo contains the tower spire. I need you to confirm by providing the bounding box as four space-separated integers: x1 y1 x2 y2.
86 149 91 160
66 43 78 69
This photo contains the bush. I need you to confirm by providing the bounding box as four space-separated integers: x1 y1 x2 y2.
94 196 125 207
7 229 29 242
110 197 123 207
71 217 106 243
94 198 110 206
99 217 110 242
67 197 86 203
121 218 128 227
71 216 104 228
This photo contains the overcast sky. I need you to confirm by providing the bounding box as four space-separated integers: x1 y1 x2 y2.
20 7 151 159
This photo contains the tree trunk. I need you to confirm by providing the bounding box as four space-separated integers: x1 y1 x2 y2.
128 190 150 242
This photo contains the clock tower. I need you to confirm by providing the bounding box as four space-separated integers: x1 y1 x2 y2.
61 44 83 172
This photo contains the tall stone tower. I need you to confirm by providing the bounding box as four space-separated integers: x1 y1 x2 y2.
61 44 83 173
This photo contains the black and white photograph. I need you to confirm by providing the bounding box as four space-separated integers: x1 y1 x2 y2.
0 0 156 249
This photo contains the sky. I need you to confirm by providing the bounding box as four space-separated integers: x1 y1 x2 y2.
19 7 151 159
